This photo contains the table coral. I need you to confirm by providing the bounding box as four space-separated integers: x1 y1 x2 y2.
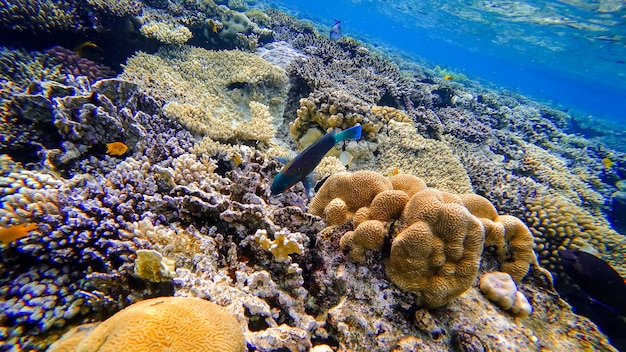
139 21 193 44
132 249 176 283
121 46 288 143
48 296 245 352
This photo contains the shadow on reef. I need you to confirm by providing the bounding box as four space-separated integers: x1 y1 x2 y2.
557 289 626 351
0 16 158 73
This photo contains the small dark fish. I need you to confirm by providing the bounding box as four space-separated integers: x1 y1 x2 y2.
330 20 342 41
271 125 362 196
558 249 626 315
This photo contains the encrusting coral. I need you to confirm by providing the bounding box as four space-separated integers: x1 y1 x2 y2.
311 170 539 308
479 271 533 318
47 296 245 352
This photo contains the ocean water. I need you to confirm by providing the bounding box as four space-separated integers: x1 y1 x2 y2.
266 0 626 124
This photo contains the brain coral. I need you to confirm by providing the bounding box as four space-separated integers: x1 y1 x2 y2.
386 188 485 308
309 171 393 218
48 296 245 352
460 193 538 282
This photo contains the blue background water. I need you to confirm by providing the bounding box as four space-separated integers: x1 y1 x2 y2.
265 0 626 123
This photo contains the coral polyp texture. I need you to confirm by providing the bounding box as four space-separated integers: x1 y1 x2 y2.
48 296 245 352
311 170 538 308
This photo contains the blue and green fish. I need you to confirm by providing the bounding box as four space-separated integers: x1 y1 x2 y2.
271 125 362 195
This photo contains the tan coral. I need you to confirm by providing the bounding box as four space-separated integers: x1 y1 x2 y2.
121 46 288 145
340 220 387 263
309 171 393 220
323 198 350 227
377 120 473 194
367 190 411 222
387 188 485 308
460 193 537 282
389 174 427 197
48 296 245 352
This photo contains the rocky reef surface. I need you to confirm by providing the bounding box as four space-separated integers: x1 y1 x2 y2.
1 1 625 351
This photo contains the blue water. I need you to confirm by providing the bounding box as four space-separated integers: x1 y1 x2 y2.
266 0 626 123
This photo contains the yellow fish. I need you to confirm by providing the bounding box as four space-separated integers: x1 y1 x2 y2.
207 19 218 33
74 41 100 57
106 142 128 156
602 158 613 169
443 75 454 81
0 223 38 244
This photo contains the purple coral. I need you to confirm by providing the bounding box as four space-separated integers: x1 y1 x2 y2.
47 46 116 83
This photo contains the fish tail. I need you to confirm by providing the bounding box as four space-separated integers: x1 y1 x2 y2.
334 125 362 142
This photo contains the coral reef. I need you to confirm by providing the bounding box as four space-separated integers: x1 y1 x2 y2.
0 6 624 352
479 271 532 317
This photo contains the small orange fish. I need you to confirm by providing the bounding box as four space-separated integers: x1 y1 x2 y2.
0 223 38 244
106 142 128 156
602 158 613 169
443 75 454 81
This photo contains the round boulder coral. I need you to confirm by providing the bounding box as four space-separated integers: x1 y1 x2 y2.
48 296 245 352
479 271 517 310
386 189 485 308
309 171 393 221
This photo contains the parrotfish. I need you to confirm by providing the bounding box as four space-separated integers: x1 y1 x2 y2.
558 249 626 315
106 142 128 156
330 20 342 41
0 223 38 244
271 125 362 196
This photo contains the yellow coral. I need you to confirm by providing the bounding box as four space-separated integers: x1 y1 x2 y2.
254 229 304 262
0 159 63 227
309 171 393 220
139 21 193 45
526 194 626 276
389 174 428 198
232 101 276 142
377 121 473 194
133 249 176 283
387 188 484 308
461 193 537 282
48 297 245 352
121 46 288 145
340 220 387 263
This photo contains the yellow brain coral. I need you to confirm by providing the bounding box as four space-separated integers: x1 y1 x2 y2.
309 171 393 219
386 188 485 308
312 171 541 309
48 296 245 352
460 193 537 282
